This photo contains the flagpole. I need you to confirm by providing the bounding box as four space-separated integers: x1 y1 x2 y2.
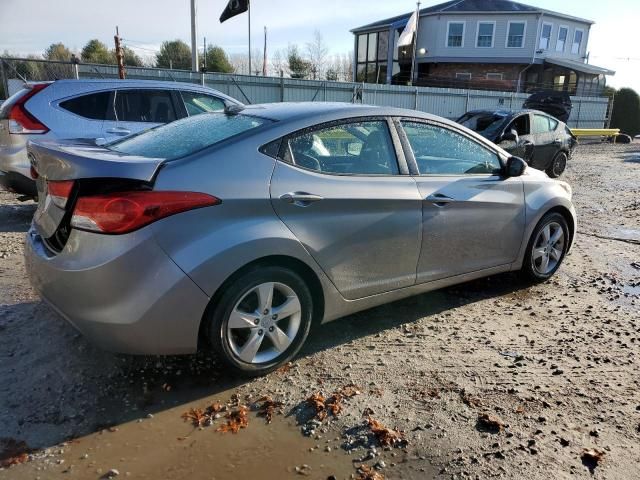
248 0 252 75
409 1 421 85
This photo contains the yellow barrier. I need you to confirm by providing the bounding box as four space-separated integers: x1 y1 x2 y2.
570 128 620 137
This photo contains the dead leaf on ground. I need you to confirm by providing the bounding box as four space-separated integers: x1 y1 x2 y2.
306 392 328 420
181 408 210 427
276 362 293 374
356 464 385 480
0 438 31 468
369 388 383 397
367 417 406 447
326 394 344 416
477 413 505 433
581 448 605 472
515 405 525 414
254 396 284 424
460 390 482 407
339 383 362 398
216 406 249 434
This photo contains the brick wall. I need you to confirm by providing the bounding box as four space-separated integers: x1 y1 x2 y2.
425 62 527 81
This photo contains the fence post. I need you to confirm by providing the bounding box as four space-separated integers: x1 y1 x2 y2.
73 63 79 80
414 87 419 110
0 60 8 99
576 99 582 128
279 70 284 102
201 72 205 86
606 93 615 129
465 90 470 112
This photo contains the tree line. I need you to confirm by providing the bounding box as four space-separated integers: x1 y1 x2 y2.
2 30 353 83
605 87 640 137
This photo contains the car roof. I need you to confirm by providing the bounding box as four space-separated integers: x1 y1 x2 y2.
47 78 240 103
242 102 454 124
464 109 548 117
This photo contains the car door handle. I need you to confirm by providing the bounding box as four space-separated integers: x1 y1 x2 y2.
106 127 131 135
552 139 562 145
280 192 324 207
426 194 455 206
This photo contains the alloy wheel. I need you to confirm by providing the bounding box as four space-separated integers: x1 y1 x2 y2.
531 221 565 275
225 282 302 364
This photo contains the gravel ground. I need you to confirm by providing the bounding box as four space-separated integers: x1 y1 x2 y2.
1 142 638 479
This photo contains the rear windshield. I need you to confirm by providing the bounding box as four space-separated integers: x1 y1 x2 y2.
458 112 507 138
107 112 271 159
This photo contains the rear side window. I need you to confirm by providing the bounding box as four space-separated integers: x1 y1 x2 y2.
181 91 225 115
115 89 176 123
532 114 554 134
285 120 399 175
60 92 111 120
107 113 270 159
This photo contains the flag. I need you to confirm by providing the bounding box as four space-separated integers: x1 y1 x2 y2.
397 10 418 47
220 0 249 23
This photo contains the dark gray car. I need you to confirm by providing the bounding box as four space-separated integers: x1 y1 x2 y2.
25 103 576 376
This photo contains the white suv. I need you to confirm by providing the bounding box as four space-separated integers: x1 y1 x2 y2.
0 79 241 197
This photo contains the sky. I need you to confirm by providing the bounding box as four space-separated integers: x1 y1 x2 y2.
0 0 638 91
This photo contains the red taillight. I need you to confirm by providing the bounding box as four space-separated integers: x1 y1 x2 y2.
47 180 74 208
8 83 50 134
70 191 221 234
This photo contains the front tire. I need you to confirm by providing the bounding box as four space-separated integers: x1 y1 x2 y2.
521 212 569 282
546 151 568 178
207 266 313 376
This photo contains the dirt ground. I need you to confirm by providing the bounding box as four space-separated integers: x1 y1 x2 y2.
1 142 638 480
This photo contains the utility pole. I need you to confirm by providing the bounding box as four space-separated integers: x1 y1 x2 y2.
247 0 252 75
262 26 267 76
114 26 126 79
190 0 199 72
203 36 207 71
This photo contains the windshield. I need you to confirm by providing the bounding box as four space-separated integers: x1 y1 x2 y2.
458 112 508 138
107 112 271 159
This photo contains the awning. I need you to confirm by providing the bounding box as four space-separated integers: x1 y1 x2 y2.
544 57 615 76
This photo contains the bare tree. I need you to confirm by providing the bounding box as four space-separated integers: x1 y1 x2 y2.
305 30 328 80
229 49 265 76
270 48 289 76
340 52 354 82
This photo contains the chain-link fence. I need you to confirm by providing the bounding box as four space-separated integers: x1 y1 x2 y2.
0 57 613 128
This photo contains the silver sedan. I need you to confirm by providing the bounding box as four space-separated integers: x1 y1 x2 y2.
25 103 576 375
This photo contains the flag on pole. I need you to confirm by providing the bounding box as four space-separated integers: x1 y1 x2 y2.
220 0 249 23
397 9 418 46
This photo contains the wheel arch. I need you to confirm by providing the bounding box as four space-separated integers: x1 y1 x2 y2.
197 255 325 350
544 205 575 247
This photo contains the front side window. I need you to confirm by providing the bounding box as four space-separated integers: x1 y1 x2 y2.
572 29 583 54
477 22 495 47
507 22 525 48
107 113 269 159
532 114 553 134
286 120 399 175
539 23 552 50
181 91 225 116
115 89 176 123
447 22 465 47
402 121 502 175
556 26 568 52
60 91 111 120
357 34 367 62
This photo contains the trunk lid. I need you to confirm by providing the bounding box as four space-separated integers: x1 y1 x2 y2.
29 139 165 239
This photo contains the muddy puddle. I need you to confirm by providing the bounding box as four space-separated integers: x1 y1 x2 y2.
2 394 357 480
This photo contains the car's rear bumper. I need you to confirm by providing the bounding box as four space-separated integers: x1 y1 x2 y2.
24 225 210 355
0 170 37 196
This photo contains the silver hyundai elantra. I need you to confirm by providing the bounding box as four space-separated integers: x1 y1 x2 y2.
25 102 576 375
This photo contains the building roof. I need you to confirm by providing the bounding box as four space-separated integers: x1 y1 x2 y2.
544 57 616 76
351 0 594 33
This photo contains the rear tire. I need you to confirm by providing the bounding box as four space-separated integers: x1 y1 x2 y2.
546 151 568 178
521 212 570 282
207 266 313 376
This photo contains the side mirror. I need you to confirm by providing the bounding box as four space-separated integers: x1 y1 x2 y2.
505 156 527 177
501 129 519 143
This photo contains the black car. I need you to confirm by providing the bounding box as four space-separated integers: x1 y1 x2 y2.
523 91 572 123
456 109 577 178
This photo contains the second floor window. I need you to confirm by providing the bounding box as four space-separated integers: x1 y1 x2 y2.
539 23 552 50
556 26 568 52
477 22 495 47
447 22 465 47
572 29 583 54
506 22 525 48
